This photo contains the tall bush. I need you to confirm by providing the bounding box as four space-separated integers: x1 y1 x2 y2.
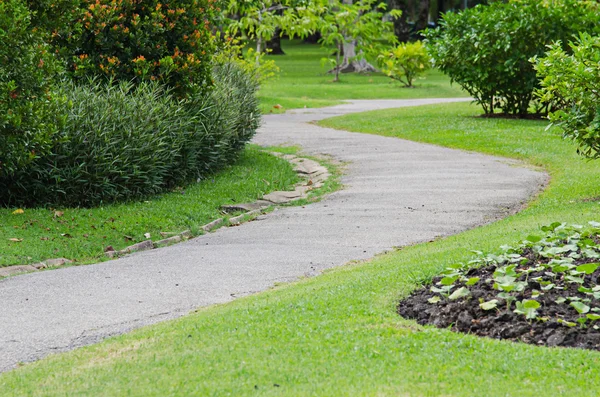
425 0 599 116
0 63 260 207
67 0 217 96
0 0 64 177
535 33 600 160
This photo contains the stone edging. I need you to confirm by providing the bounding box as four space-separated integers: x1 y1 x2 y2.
0 153 331 278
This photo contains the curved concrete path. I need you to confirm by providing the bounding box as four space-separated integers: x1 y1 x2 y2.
0 98 546 372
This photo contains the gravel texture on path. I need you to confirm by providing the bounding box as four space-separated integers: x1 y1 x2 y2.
0 98 547 372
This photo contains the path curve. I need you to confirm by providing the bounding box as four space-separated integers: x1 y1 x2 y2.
0 98 546 372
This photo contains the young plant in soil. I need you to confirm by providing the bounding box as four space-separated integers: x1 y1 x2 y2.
398 222 600 350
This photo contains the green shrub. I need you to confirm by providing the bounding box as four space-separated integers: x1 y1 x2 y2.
0 0 64 177
377 41 430 88
25 0 82 37
425 0 599 116
0 62 260 208
66 0 217 97
535 33 600 159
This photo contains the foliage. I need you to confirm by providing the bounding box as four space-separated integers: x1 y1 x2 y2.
426 222 600 325
66 0 217 97
424 0 600 116
377 41 430 87
213 34 280 84
0 0 65 178
317 0 400 82
25 0 82 38
225 0 319 62
0 63 260 207
535 33 600 160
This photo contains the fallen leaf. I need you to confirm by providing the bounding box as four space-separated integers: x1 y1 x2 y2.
273 104 283 109
54 210 64 218
144 233 151 239
124 235 133 241
9 238 23 242
40 237 49 241
104 246 115 253
60 233 72 238
307 180 313 186
12 209 24 215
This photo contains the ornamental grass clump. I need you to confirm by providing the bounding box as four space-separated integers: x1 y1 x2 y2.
399 222 600 350
0 62 261 208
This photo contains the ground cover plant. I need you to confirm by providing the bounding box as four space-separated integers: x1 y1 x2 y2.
257 40 467 113
399 222 600 350
0 147 298 268
5 102 600 396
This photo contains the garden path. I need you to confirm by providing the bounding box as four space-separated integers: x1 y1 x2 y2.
0 98 547 372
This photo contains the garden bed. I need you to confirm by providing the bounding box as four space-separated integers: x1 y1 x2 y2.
398 222 600 350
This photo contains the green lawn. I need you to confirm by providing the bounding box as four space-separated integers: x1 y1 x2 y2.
258 40 468 113
4 102 600 396
0 147 298 268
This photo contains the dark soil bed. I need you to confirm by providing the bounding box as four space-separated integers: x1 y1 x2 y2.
398 224 600 351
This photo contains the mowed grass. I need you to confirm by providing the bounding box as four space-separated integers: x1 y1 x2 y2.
0 147 298 268
4 102 600 396
258 40 467 113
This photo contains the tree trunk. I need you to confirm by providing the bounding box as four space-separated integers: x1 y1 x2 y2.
334 41 341 82
413 0 430 39
265 27 285 55
329 0 377 74
303 31 322 44
389 0 430 42
333 40 376 73
389 0 411 43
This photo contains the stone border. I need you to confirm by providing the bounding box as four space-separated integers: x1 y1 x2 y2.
0 153 331 278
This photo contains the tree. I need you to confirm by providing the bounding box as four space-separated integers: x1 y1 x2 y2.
318 0 400 79
226 0 318 63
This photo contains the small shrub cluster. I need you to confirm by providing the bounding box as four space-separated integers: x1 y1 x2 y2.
377 41 430 88
0 62 260 207
535 33 600 160
424 0 599 116
399 222 600 350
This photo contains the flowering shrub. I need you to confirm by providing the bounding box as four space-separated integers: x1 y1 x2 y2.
69 0 217 96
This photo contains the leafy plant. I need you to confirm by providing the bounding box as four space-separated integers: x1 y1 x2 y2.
213 34 280 84
424 222 600 325
424 0 599 116
535 33 600 159
0 0 65 178
377 41 430 88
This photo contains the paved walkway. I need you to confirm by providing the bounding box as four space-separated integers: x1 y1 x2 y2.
0 98 546 372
